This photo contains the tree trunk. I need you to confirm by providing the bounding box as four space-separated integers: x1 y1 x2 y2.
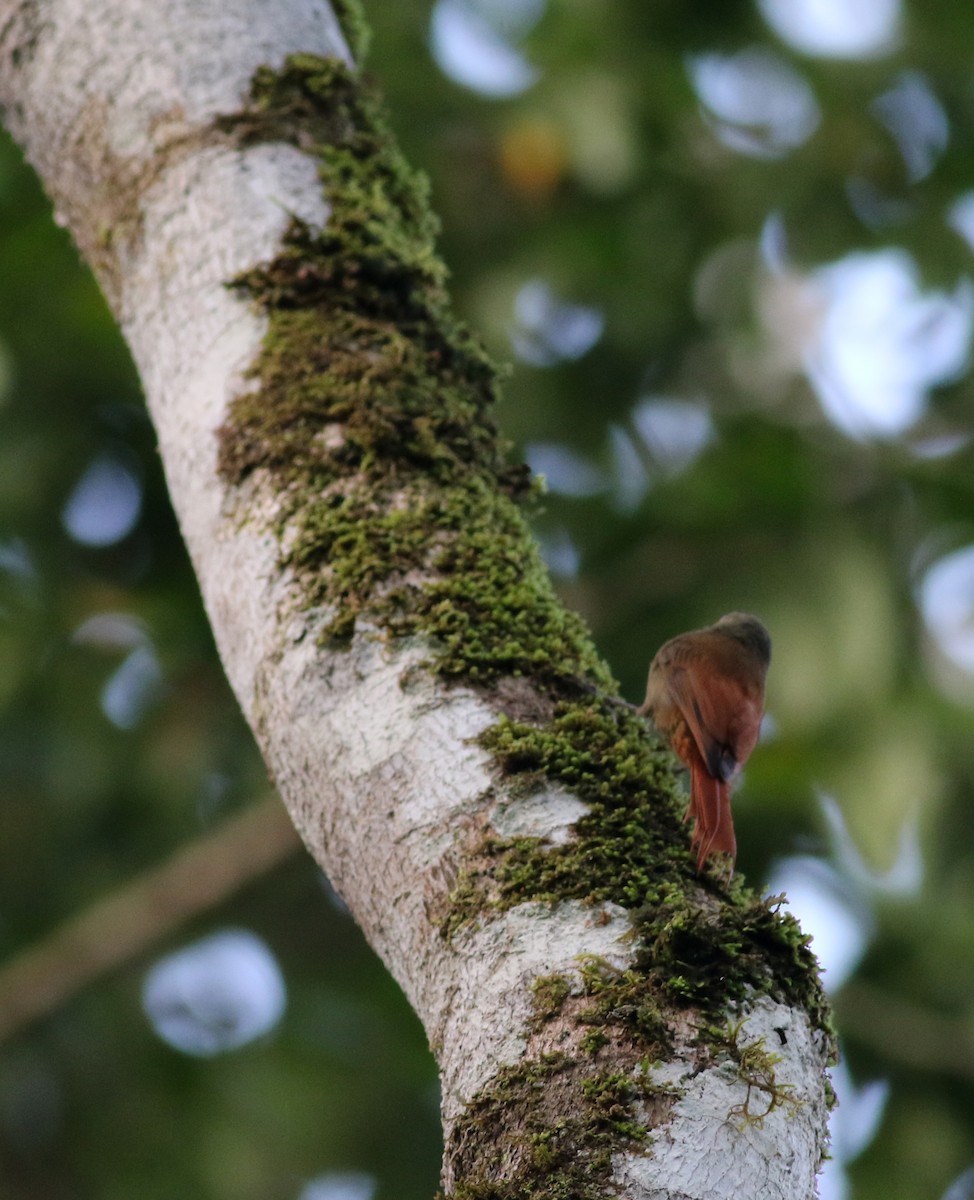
0 1 835 1195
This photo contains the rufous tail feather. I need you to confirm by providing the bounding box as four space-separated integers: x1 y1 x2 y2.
688 758 736 870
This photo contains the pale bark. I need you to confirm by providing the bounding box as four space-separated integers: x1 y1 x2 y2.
0 2 832 1195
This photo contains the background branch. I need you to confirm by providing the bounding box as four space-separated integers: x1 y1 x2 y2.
0 797 302 1042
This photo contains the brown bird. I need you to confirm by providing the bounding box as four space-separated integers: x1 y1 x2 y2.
638 613 771 875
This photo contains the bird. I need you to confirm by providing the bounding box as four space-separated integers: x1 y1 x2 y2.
638 613 771 876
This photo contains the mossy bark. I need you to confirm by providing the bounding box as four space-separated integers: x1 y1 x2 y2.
0 0 837 1186
211 34 834 1200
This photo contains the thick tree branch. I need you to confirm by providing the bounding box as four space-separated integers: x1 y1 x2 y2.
0 2 834 1195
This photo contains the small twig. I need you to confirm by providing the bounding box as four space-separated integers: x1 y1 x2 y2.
0 796 304 1042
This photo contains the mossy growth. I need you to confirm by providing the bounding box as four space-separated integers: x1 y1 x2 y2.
451 701 833 1046
632 887 835 1041
330 0 372 66
213 47 834 1185
215 53 614 692
442 1052 677 1200
530 973 572 1026
574 956 671 1052
702 1018 804 1129
530 958 670 1058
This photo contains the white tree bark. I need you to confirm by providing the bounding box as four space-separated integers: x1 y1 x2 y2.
0 1 833 1195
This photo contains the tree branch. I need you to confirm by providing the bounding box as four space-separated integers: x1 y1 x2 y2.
0 2 834 1195
0 798 302 1042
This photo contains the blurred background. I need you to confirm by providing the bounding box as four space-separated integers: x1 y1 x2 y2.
1 0 973 1196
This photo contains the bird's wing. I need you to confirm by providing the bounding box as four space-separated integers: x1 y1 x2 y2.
659 639 760 780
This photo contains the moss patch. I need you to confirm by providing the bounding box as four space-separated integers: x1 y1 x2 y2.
214 47 834 1193
447 702 833 1043
442 1053 678 1200
214 55 615 693
700 1017 804 1129
530 973 573 1027
530 958 671 1061
330 0 372 66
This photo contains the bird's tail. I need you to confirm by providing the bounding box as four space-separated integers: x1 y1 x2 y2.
688 755 736 871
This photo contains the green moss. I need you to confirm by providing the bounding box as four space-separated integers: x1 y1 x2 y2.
529 958 671 1061
216 57 610 685
214 55 834 1188
701 1018 804 1129
441 1053 675 1200
482 706 686 906
530 974 572 1026
575 957 671 1050
450 701 833 1046
579 1029 611 1057
635 886 834 1037
330 0 372 65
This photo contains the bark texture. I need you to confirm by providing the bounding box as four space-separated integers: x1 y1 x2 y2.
0 2 835 1196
